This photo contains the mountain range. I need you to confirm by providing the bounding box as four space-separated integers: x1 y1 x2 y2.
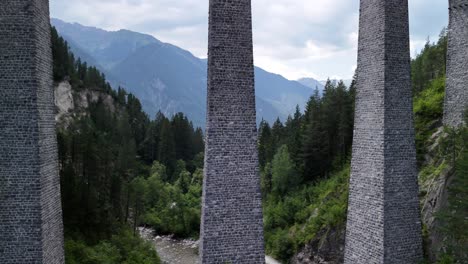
52 18 322 127
297 78 325 92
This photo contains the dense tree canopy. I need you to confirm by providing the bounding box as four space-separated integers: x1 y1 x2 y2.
258 79 355 184
52 27 204 262
52 26 465 264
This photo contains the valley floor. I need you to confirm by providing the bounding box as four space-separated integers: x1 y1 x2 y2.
139 227 282 264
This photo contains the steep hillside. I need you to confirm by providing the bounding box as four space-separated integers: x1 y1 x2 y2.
111 42 207 125
49 18 466 264
412 32 467 262
51 18 314 126
52 27 163 264
297 77 325 94
254 68 313 118
267 30 467 264
52 18 159 69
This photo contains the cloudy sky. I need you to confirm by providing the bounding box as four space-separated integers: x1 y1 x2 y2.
50 0 448 81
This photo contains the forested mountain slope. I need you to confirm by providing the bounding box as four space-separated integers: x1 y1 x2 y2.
52 24 466 264
51 18 317 126
52 27 204 263
279 30 467 264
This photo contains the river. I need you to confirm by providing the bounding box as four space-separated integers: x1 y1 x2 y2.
139 227 281 264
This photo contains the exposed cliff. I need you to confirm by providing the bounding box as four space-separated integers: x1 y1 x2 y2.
54 80 117 128
291 227 345 264
419 128 454 262
291 127 456 264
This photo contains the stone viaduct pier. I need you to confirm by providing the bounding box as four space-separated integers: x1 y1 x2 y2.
344 0 423 263
200 0 265 263
0 0 64 263
444 0 468 127
0 0 465 263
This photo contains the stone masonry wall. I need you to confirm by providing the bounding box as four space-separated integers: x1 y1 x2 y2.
200 0 265 263
344 0 423 263
0 1 64 263
444 0 468 127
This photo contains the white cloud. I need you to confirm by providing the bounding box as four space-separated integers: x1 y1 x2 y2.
50 0 448 81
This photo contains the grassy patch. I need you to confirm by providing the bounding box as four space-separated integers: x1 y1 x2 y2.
65 228 160 264
264 167 349 261
414 76 445 163
419 161 448 186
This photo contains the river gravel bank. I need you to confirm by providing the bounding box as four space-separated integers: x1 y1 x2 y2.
139 227 281 264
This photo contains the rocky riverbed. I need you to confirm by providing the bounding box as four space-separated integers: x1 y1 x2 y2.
139 227 281 264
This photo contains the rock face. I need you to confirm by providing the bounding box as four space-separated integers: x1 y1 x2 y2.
55 81 75 122
344 1 423 263
292 228 345 264
51 18 314 128
54 81 117 129
200 0 265 263
444 0 468 127
0 0 64 263
419 128 455 262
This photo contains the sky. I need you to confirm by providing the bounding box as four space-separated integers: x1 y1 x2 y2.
50 0 449 81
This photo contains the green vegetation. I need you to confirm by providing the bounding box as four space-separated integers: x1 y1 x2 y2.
259 79 355 261
51 24 466 264
411 29 448 96
413 75 446 163
54 24 356 261
65 228 160 264
52 27 204 263
261 29 465 263
412 30 467 263
412 31 448 164
418 162 448 186
264 167 349 261
435 115 468 263
52 27 112 93
132 162 202 238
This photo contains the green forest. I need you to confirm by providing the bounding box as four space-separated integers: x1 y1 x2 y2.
259 29 468 263
52 27 204 263
52 26 466 264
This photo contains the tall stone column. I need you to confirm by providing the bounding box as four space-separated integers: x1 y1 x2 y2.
0 1 64 263
344 0 423 263
444 0 468 127
200 0 265 263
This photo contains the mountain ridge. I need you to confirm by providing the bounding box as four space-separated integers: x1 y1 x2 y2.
51 18 318 126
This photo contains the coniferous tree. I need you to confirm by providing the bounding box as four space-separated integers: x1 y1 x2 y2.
142 121 159 163
259 120 273 168
411 29 448 95
271 145 300 196
335 81 353 165
287 105 303 168
158 118 176 179
271 118 285 154
172 113 193 161
302 88 329 180
192 127 205 155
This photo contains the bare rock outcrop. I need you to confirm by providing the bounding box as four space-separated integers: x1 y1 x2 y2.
291 227 345 264
54 81 117 129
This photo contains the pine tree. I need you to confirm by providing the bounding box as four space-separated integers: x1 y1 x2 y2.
172 113 194 161
286 105 303 169
271 118 285 154
271 145 300 196
258 120 273 168
335 81 353 165
302 89 329 180
192 127 205 156
411 29 448 95
158 118 176 179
